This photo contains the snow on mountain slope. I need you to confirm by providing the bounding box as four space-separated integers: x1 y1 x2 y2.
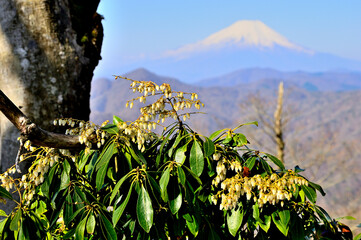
163 20 312 58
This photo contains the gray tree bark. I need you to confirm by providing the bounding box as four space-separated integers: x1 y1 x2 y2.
0 0 103 174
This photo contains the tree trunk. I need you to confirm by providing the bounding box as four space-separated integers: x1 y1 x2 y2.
0 0 103 173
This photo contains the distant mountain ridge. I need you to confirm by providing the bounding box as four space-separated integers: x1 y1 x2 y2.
196 67 361 91
119 20 361 83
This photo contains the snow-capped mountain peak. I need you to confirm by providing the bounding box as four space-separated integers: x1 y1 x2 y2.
163 20 311 58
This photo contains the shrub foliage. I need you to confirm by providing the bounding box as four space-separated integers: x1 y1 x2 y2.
0 77 352 239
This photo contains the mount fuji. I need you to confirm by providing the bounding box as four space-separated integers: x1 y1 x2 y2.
122 20 361 83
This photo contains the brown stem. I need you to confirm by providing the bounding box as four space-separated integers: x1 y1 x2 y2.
0 90 82 149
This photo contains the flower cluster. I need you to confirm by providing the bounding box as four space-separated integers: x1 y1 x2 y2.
212 165 308 210
0 142 67 204
120 76 204 124
54 118 108 149
116 121 153 152
212 156 243 186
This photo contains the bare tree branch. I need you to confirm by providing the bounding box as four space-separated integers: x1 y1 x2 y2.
0 90 82 149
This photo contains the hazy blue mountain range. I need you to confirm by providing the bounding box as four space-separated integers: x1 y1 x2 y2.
196 68 361 91
120 20 361 83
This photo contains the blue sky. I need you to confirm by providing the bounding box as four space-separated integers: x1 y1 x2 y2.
94 0 361 79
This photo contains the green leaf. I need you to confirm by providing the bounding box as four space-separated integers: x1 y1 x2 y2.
112 183 133 227
168 132 188 158
272 210 290 236
86 151 99 179
203 137 215 157
234 133 248 146
86 213 96 234
298 189 305 202
260 159 272 175
308 181 326 196
336 216 356 221
258 215 271 233
68 207 85 224
186 214 199 237
156 125 177 167
100 214 117 240
96 163 109 190
75 216 87 240
110 173 130 204
159 167 170 202
10 209 22 231
60 160 71 190
301 185 317 203
190 140 204 177
0 209 7 217
209 129 227 141
128 143 147 165
227 207 244 237
113 115 124 125
252 203 259 220
265 153 285 170
96 141 115 170
101 124 119 135
136 185 154 233
315 205 332 222
169 184 182 215
0 186 13 200
174 144 187 165
177 167 186 186
246 156 256 171
233 121 258 130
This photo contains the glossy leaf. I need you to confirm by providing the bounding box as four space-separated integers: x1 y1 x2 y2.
265 153 285 170
227 207 244 237
75 216 87 240
233 121 258 130
190 140 204 177
245 156 256 171
112 183 133 227
96 141 115 170
60 160 71 190
96 163 109 190
0 209 7 217
110 173 130 204
186 214 199 237
10 209 21 231
174 144 187 165
169 184 182 215
177 167 186 186
113 115 124 125
0 186 13 200
272 210 290 236
258 215 271 233
100 214 117 240
136 185 153 233
203 137 215 157
301 185 317 203
159 167 170 202
234 133 248 146
86 213 96 234
209 128 227 141
101 124 119 135
308 181 326 196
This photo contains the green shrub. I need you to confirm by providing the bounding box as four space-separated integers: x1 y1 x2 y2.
0 77 352 239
